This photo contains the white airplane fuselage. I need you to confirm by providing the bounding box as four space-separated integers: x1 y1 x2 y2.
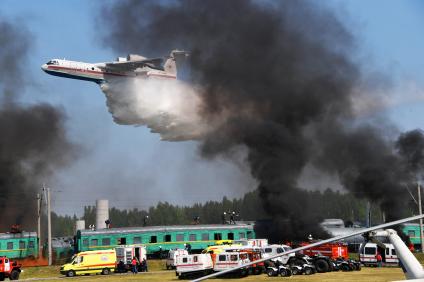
41 59 176 84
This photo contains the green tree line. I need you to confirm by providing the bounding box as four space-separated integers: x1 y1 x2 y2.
51 188 413 237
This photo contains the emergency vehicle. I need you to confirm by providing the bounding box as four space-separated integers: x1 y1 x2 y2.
359 242 398 266
115 245 146 272
175 254 213 279
166 249 189 269
0 256 21 280
60 249 116 277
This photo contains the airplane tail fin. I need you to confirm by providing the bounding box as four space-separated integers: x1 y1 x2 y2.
164 50 189 76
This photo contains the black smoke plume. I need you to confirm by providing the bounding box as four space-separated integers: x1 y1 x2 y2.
0 18 76 231
100 0 420 240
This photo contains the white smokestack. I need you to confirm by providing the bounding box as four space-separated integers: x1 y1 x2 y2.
95 199 109 229
75 220 85 231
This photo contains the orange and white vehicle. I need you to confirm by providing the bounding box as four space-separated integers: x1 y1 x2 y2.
175 254 213 279
0 256 21 280
213 252 250 276
166 249 189 270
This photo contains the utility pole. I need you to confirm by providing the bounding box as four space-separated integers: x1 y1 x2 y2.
44 185 52 266
418 182 424 253
36 193 41 257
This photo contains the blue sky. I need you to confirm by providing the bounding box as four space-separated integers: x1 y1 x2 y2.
1 0 423 215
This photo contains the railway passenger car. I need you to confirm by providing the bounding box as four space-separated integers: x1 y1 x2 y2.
0 232 38 259
403 223 421 247
75 224 255 256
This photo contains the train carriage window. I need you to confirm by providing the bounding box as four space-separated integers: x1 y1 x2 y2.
102 238 111 246
7 242 13 250
83 239 89 246
19 241 26 249
392 249 396 256
239 232 246 239
164 234 172 242
189 234 197 241
218 255 226 261
247 231 253 239
134 237 141 244
91 239 98 246
227 233 234 240
176 234 184 241
150 236 157 243
28 241 35 249
117 237 126 245
201 233 209 241
214 233 222 240
408 230 416 237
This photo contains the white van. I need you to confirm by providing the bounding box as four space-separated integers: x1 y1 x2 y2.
166 249 189 269
261 244 294 264
359 242 398 266
175 254 213 278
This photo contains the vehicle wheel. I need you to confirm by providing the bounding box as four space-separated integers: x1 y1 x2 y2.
279 269 291 277
9 269 20 280
291 267 299 275
305 267 313 275
67 270 76 277
341 264 350 271
102 268 111 275
355 264 361 271
267 268 276 277
0 273 5 281
239 269 247 277
315 259 329 273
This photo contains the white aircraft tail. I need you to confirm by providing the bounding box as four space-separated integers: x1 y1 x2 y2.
164 50 188 76
383 229 424 280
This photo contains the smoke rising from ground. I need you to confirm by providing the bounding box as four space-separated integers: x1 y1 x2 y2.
0 18 76 231
100 0 423 239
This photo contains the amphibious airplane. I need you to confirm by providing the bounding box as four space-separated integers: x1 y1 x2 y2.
193 214 424 282
41 50 188 85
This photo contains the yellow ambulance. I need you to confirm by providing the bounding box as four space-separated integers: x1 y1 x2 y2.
60 249 116 277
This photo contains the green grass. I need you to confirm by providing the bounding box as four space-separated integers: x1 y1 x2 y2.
19 258 421 281
19 267 407 282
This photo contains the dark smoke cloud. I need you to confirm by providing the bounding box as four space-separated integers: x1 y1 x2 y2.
0 17 77 231
100 0 420 240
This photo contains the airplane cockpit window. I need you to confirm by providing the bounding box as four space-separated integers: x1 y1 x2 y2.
46 60 59 65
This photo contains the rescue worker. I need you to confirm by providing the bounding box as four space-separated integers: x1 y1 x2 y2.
376 252 383 267
222 212 227 224
141 258 148 272
230 212 235 224
131 257 138 274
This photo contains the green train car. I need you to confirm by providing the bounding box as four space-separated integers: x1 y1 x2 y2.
403 223 421 246
0 232 38 259
75 224 255 255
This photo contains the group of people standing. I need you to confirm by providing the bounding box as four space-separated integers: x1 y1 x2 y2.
130 257 148 274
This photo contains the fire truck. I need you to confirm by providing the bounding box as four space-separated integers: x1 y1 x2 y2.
0 257 21 280
299 242 348 259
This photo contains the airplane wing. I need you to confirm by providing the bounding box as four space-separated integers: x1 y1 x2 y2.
192 214 424 282
100 58 164 72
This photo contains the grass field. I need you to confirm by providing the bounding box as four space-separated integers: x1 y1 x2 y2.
18 259 408 282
